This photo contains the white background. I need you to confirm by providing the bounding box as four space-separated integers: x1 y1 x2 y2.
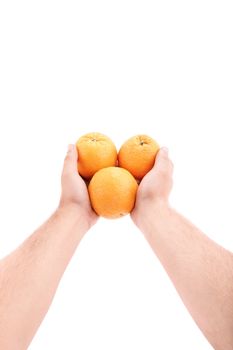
0 1 233 349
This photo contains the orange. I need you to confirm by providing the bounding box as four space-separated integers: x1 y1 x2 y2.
76 132 117 179
118 135 160 180
88 167 138 219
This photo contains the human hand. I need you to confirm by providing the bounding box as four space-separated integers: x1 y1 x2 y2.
59 144 98 228
131 147 174 228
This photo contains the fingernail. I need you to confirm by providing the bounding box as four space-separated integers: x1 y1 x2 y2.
161 147 169 154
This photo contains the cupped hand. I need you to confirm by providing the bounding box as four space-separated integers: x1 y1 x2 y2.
131 147 174 227
59 144 98 228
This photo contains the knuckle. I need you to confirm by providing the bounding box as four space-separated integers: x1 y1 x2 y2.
159 165 168 176
64 153 71 162
158 168 172 182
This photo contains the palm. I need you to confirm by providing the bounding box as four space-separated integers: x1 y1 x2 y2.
68 172 98 224
131 148 173 223
60 145 98 226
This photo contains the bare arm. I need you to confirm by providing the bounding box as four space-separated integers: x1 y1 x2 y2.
0 145 97 350
131 148 233 350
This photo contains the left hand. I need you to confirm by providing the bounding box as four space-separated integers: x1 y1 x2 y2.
59 144 98 228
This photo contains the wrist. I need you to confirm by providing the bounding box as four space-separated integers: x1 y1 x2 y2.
56 202 92 232
133 200 172 234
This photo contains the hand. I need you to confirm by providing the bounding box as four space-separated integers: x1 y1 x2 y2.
59 144 98 228
131 147 174 228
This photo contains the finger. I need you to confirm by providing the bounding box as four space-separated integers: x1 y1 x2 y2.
62 144 78 175
156 147 169 162
152 147 174 174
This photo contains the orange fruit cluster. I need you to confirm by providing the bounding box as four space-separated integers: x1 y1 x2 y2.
76 132 160 219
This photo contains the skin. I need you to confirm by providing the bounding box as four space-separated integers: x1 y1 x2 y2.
131 148 233 350
0 145 232 349
0 145 97 350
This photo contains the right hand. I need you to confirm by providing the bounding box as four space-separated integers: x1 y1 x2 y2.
131 147 174 228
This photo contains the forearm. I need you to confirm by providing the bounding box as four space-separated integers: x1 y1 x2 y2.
138 204 233 350
0 204 89 350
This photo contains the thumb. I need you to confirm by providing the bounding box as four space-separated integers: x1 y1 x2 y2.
156 147 169 161
62 144 78 174
152 147 173 174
